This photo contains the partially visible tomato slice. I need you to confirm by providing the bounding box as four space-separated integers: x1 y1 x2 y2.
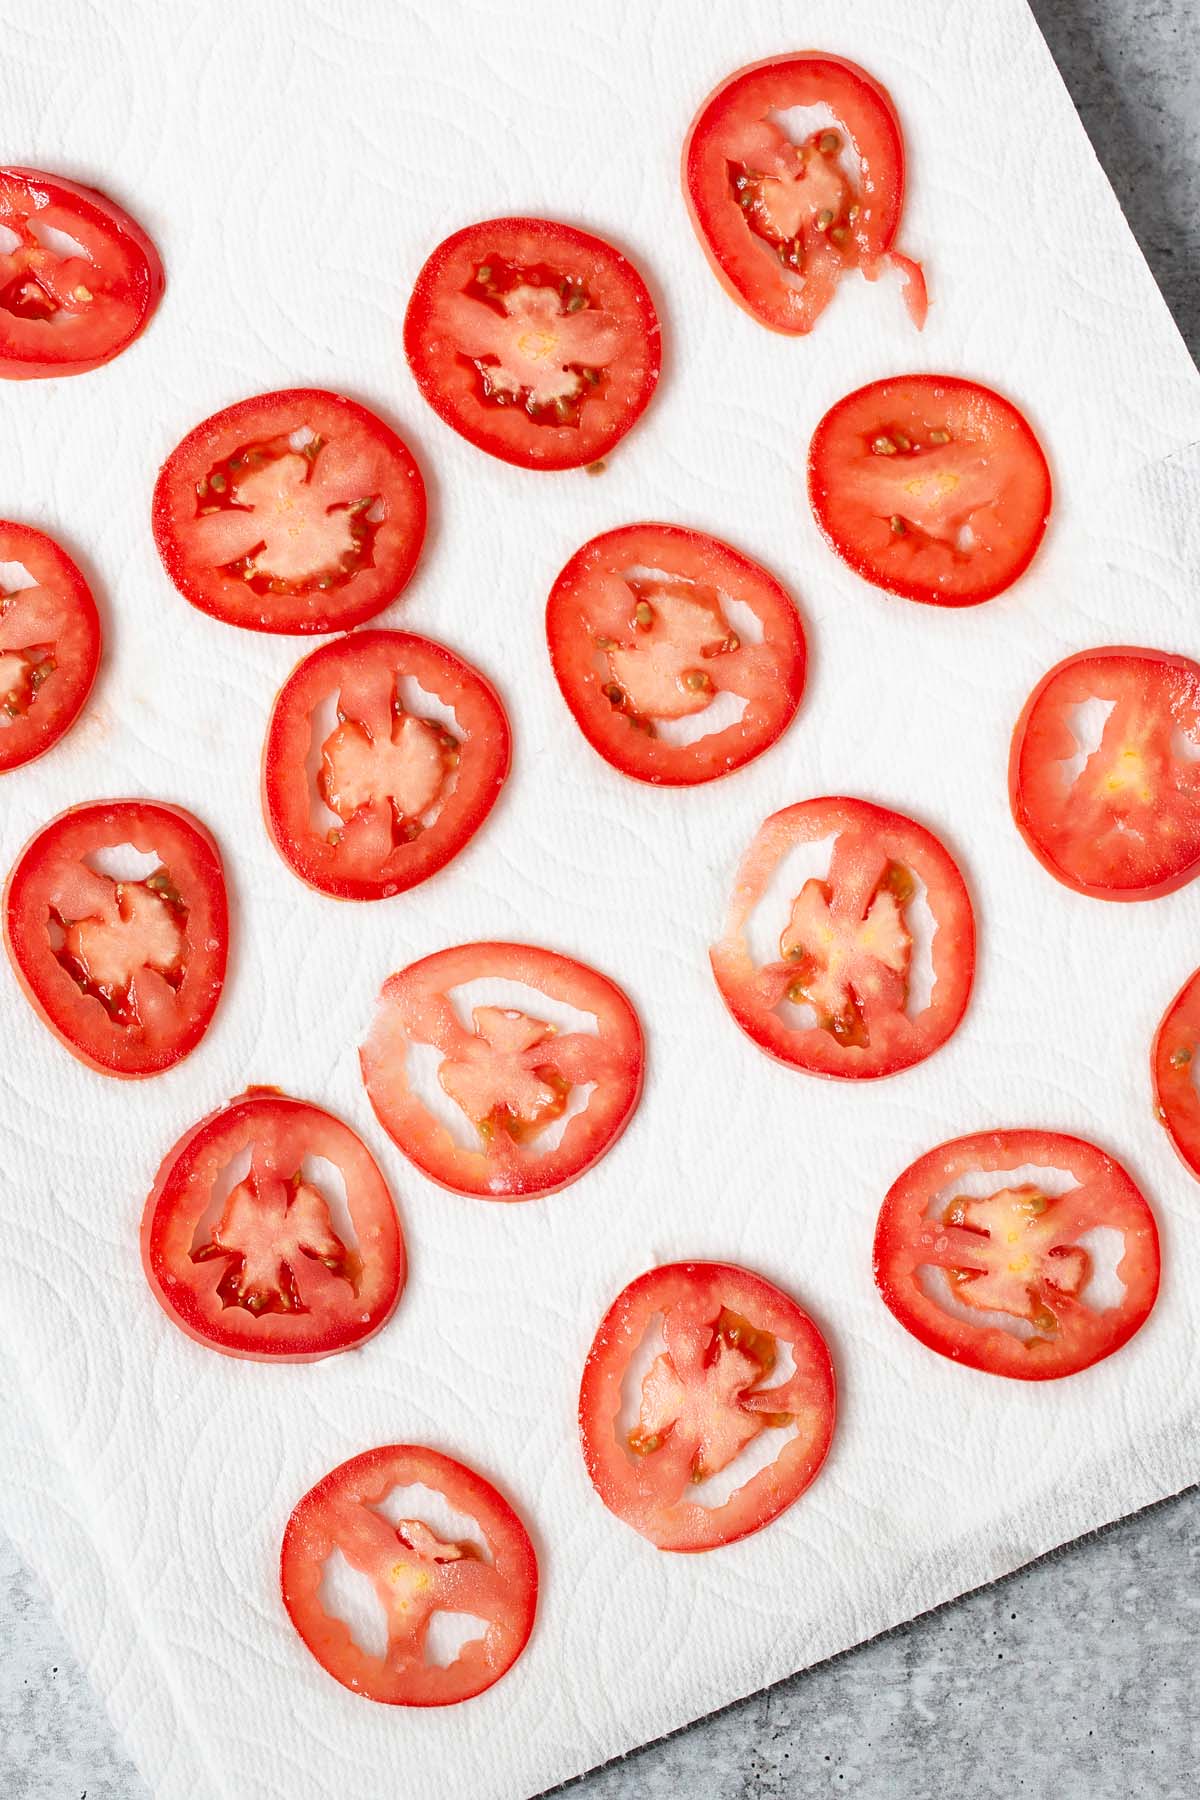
1010 646 1200 901
360 941 644 1198
4 800 228 1077
280 1444 537 1705
545 522 806 785
404 217 661 471
809 375 1051 606
0 167 163 378
579 1261 835 1552
0 521 101 771
873 1131 1160 1380
152 389 427 634
142 1090 404 1361
1153 967 1200 1180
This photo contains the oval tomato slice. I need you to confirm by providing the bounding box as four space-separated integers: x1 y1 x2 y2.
263 630 510 901
403 217 661 471
0 521 101 771
682 55 924 336
152 389 427 634
545 522 806 786
360 941 644 1199
4 800 228 1077
711 797 974 1079
1152 967 1200 1180
280 1444 537 1706
579 1261 835 1552
0 167 163 378
1010 646 1200 901
142 1090 404 1361
809 375 1051 605
873 1130 1160 1380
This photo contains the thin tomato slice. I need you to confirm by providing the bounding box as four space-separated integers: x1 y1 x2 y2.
281 1444 537 1706
545 522 805 785
360 941 644 1199
0 167 163 378
404 217 661 471
1010 645 1200 901
579 1261 835 1552
873 1130 1160 1380
809 375 1051 605
262 630 510 901
4 799 227 1077
711 796 974 1079
682 54 923 336
1152 967 1200 1180
0 521 100 771
152 389 427 634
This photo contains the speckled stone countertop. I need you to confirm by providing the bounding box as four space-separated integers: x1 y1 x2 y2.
3 3 1198 1796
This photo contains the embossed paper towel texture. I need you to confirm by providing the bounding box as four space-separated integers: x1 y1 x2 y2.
1 2 1198 1797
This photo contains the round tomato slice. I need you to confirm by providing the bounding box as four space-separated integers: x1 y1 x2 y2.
262 630 510 901
711 797 974 1079
545 522 806 786
0 521 101 772
0 167 163 378
4 799 227 1077
808 375 1051 605
682 55 924 337
579 1261 835 1552
1010 646 1200 901
1152 967 1200 1180
281 1444 537 1706
152 389 427 634
403 217 661 471
360 941 644 1199
873 1130 1160 1380
142 1090 404 1361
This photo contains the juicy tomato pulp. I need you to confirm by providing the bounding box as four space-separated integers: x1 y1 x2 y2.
711 797 974 1079
579 1262 835 1552
809 375 1051 605
0 521 101 771
263 631 510 901
281 1444 537 1706
682 55 924 336
403 218 661 471
0 168 163 378
1153 967 1200 1180
873 1131 1160 1379
152 389 427 633
360 942 644 1198
1010 646 1200 901
545 522 806 786
4 800 227 1077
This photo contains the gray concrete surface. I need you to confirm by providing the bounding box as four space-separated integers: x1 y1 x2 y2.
3 2 1198 1796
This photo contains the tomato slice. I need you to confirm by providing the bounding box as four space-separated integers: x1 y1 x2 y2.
682 55 923 336
711 797 974 1079
4 800 228 1077
545 522 806 786
579 1261 835 1552
1153 967 1200 1180
360 941 644 1198
280 1443 537 1705
403 218 661 471
873 1131 1160 1380
152 390 427 634
262 630 510 901
0 168 163 378
808 375 1051 605
1010 646 1200 901
141 1090 404 1361
0 521 100 771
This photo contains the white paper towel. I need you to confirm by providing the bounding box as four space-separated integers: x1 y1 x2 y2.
2 2 1199 1797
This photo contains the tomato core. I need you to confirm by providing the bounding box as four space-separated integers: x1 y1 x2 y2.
460 255 616 427
54 868 187 1025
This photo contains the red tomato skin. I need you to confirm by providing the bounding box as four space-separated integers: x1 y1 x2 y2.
0 520 101 771
1152 967 1200 1179
261 630 511 901
545 522 806 786
403 217 661 471
0 168 164 378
